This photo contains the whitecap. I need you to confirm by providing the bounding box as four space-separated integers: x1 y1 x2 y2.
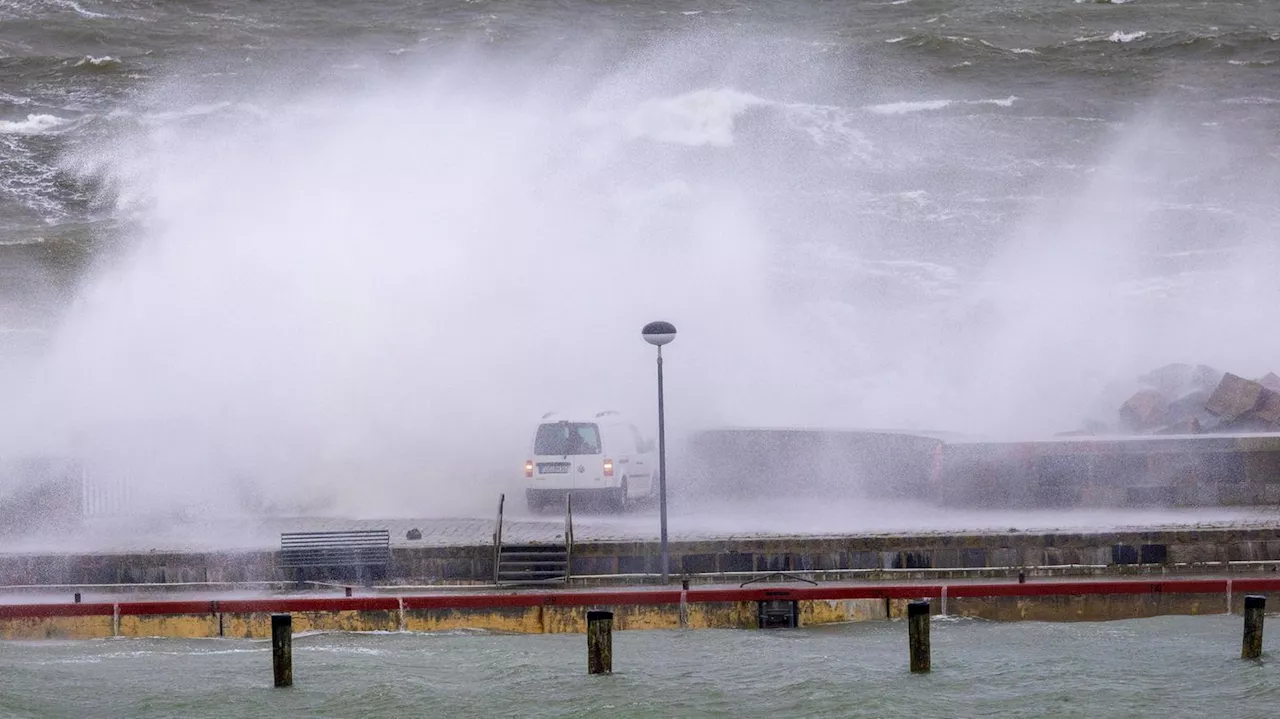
1224 96 1280 105
864 96 1015 115
622 88 767 147
0 113 68 134
1108 30 1147 43
885 36 908 44
74 55 119 67
866 99 952 115
51 0 109 18
1011 48 1039 55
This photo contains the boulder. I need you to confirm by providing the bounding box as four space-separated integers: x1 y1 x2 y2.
1164 389 1211 425
1119 389 1169 431
1155 417 1202 435
1252 388 1280 426
1138 363 1222 397
1205 373 1264 422
1259 372 1280 393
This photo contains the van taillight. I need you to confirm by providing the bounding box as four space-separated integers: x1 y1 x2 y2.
603 459 614 477
525 461 534 478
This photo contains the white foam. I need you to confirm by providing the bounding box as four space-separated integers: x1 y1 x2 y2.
0 114 68 134
0 91 30 107
885 36 908 44
864 96 1016 115
50 0 109 18
1108 30 1147 43
74 55 119 67
622 88 767 147
1224 96 1280 105
866 99 952 115
1011 48 1039 55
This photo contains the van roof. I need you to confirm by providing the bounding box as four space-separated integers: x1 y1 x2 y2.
538 409 627 423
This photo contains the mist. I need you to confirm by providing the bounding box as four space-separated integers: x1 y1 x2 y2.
4 23 1279 521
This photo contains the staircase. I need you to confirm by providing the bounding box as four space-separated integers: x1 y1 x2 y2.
493 493 574 586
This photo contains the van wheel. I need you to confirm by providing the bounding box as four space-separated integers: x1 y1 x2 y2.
612 479 628 514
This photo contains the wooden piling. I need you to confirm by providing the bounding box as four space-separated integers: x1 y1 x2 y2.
679 580 689 629
1242 595 1265 660
908 600 931 673
272 613 293 687
587 610 613 675
73 592 81 604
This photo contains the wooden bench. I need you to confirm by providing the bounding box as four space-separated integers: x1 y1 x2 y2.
279 530 391 584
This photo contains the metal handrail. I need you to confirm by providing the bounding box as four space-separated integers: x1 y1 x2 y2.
493 493 504 585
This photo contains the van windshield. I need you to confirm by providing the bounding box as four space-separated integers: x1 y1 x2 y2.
534 422 601 456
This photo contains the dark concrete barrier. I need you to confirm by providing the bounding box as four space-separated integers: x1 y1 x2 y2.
682 427 1280 510
679 427 949 502
5 526 1280 586
933 433 1280 509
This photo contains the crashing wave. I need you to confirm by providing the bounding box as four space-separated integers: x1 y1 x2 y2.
74 55 121 68
864 97 1017 115
0 114 68 134
621 88 767 147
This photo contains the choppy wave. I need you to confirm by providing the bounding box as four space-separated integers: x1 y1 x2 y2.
890 28 1280 64
74 55 121 69
1107 31 1147 44
0 113 67 133
864 96 1017 115
621 88 767 147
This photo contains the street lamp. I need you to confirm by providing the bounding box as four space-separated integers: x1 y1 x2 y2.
642 320 676 583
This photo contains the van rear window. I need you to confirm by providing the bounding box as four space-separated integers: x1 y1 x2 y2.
534 422 601 455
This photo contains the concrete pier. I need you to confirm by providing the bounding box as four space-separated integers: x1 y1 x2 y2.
5 525 1280 587
2 576 1278 640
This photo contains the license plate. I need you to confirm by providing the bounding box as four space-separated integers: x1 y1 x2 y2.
538 463 570 474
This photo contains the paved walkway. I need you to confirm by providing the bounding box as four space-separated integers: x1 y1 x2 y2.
5 499 1280 555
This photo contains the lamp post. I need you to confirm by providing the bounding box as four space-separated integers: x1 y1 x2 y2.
642 320 676 583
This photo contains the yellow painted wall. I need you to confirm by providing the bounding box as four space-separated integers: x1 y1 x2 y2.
404 606 544 634
119 614 218 639
222 610 399 639
0 616 114 640
0 592 1264 641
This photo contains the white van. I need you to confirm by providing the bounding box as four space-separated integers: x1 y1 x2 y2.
523 410 658 513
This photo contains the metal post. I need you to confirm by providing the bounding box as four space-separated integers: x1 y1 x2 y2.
1242 595 1265 660
587 610 613 675
908 600 931 673
272 613 293 687
657 345 669 584
679 579 689 629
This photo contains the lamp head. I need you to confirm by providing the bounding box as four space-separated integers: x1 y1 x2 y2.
642 321 677 347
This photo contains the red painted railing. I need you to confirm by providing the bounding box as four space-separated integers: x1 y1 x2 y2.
3 577 1280 620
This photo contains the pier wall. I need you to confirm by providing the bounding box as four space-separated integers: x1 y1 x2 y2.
3 579 1279 640
4 527 1280 587
684 429 1280 509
